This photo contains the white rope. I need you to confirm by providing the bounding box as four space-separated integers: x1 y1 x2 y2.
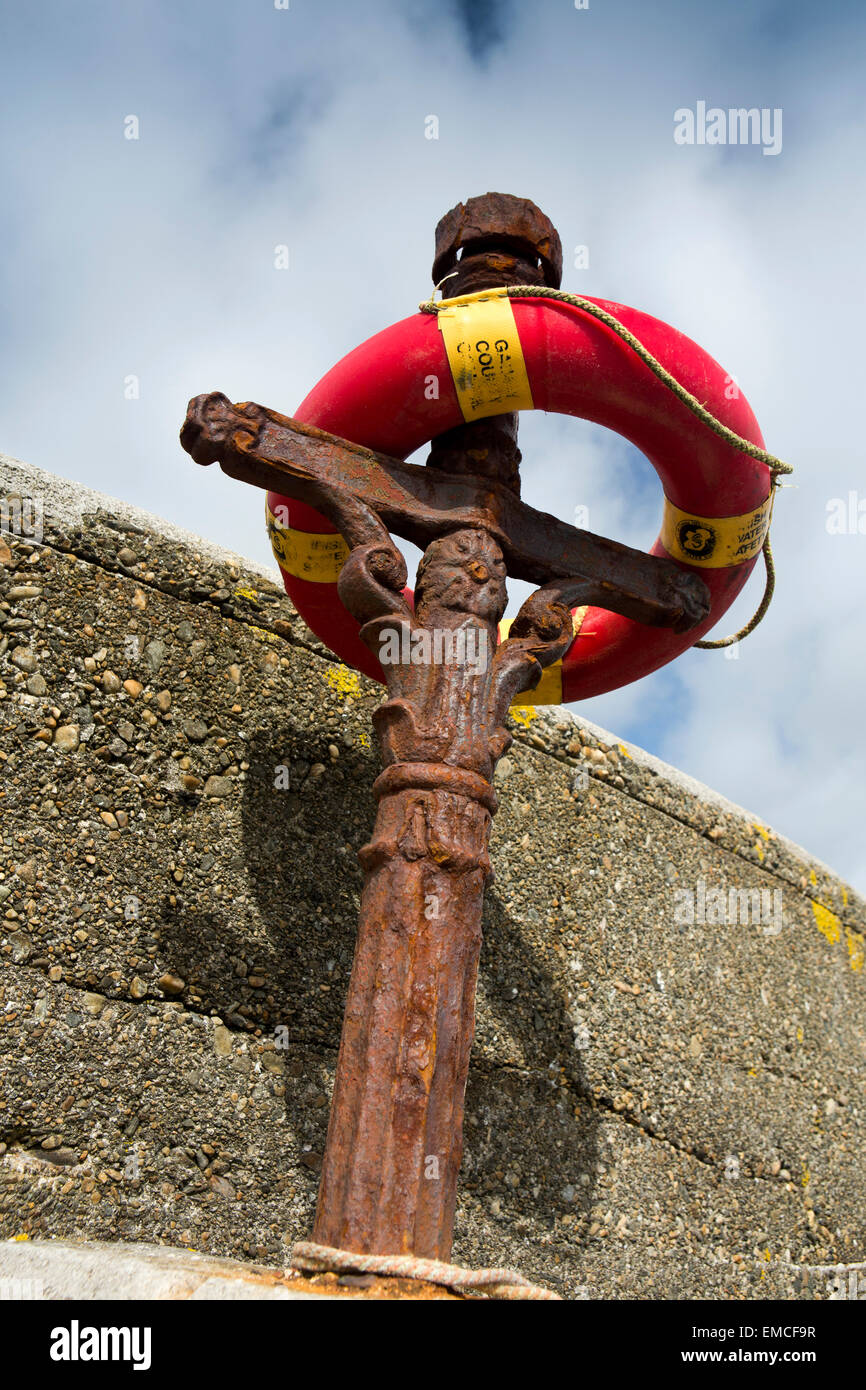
290 1240 562 1300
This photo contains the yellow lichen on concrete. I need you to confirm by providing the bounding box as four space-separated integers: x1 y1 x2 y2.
323 664 362 701
808 900 863 972
510 705 538 728
810 900 841 945
846 927 865 973
751 823 771 863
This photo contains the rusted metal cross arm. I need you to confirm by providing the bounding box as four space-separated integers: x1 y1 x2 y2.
181 391 710 634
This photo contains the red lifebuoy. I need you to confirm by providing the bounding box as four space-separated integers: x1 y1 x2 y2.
267 293 771 703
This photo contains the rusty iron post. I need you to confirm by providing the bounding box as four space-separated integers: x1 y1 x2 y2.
180 195 711 1265
312 197 563 1259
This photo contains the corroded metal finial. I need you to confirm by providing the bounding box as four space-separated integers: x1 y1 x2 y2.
432 192 563 298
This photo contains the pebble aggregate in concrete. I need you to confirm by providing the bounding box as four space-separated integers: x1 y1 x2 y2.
1 454 863 1299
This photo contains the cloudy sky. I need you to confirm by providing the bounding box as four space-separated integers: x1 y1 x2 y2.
1 0 864 889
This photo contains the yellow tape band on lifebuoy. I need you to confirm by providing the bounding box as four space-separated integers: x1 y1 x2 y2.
503 607 588 707
661 493 773 568
436 289 534 422
266 503 349 582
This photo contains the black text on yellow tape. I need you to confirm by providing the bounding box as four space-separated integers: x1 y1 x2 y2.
661 494 773 568
266 503 349 582
436 289 534 422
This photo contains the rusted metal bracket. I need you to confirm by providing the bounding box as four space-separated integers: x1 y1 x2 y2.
182 393 709 633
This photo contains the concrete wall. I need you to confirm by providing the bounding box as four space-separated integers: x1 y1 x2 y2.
1 452 863 1299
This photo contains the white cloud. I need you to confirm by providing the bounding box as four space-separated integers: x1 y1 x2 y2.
1 0 864 887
